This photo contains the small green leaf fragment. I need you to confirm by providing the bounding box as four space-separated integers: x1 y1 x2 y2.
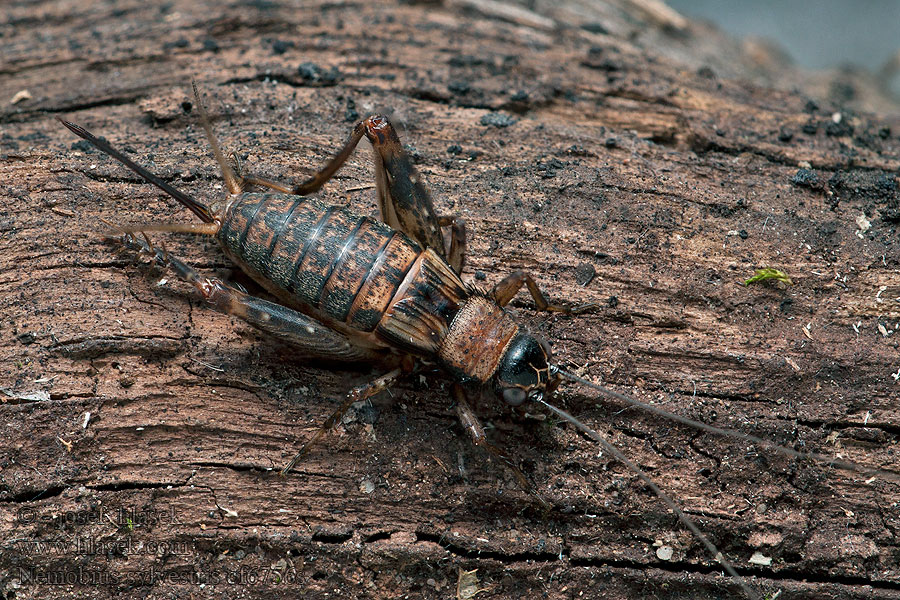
744 268 792 286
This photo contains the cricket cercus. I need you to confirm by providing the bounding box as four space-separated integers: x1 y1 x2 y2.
60 83 895 600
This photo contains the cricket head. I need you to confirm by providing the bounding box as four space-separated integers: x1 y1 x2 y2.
494 332 561 406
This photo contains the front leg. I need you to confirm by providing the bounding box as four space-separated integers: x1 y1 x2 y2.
491 270 594 314
453 385 548 509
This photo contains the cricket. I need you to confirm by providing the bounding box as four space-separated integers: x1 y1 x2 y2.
59 84 896 600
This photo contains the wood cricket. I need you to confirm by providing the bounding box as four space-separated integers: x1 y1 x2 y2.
60 84 895 600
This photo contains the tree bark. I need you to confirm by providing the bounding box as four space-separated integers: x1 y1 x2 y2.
2 1 899 599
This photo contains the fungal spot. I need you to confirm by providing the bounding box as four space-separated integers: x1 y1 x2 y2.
655 545 674 561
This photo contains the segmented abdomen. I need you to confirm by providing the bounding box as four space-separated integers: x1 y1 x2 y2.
218 193 423 334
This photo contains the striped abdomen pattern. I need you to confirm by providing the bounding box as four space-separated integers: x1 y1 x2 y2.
217 193 463 351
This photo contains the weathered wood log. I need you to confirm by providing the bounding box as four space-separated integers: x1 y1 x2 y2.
2 1 899 598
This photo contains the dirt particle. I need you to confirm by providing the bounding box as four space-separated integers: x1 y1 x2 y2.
584 46 623 71
480 112 517 128
656 545 674 561
801 120 819 135
10 89 31 104
271 39 294 55
447 55 487 68
537 158 566 178
790 168 822 190
829 170 897 200
564 144 593 157
581 22 608 34
825 119 853 137
575 263 596 286
163 37 189 50
447 80 470 95
296 62 340 86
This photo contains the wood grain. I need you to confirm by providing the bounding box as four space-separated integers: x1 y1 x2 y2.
2 1 899 598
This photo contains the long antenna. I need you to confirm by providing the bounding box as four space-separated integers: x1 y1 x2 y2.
536 398 761 600
557 369 899 483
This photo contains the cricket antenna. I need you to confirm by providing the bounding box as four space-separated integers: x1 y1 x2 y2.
535 396 762 600
556 368 900 484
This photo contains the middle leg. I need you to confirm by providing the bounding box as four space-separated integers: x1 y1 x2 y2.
281 367 405 475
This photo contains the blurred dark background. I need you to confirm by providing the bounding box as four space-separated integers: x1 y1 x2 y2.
668 0 900 90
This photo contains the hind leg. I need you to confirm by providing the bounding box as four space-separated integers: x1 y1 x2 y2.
113 232 379 363
233 116 462 263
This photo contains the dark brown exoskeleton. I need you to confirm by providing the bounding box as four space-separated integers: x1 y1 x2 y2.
60 84 587 498
60 84 894 600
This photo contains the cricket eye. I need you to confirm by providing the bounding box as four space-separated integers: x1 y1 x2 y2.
502 387 528 406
